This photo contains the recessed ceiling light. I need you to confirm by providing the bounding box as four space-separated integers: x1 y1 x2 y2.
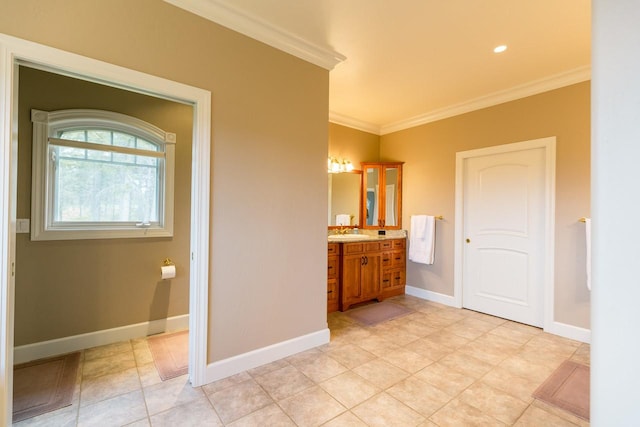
494 45 508 53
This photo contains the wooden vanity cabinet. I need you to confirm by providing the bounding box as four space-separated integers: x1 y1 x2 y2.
327 243 340 313
341 242 382 311
335 238 406 311
380 239 406 298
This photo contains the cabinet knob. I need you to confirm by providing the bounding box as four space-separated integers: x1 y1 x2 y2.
466 238 471 243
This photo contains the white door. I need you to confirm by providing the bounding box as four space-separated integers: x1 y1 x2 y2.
461 144 547 326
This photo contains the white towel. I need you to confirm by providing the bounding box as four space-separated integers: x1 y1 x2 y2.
585 218 591 291
409 215 436 265
336 214 351 226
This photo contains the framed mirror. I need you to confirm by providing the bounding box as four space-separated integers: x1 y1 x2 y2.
328 170 362 228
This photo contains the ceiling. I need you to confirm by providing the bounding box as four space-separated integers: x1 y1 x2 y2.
166 0 591 134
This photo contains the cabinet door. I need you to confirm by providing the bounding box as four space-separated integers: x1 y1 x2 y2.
361 252 381 299
363 165 381 227
342 254 363 305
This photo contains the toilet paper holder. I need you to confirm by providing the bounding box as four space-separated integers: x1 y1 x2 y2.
163 258 174 266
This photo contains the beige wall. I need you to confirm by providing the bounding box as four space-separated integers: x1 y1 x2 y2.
329 122 380 166
381 82 591 329
1 0 329 362
15 67 193 346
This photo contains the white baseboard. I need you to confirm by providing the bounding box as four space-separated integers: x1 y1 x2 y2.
205 328 330 383
14 314 189 364
545 321 591 344
405 285 461 308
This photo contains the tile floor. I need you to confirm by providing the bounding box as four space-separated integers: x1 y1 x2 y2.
13 295 590 426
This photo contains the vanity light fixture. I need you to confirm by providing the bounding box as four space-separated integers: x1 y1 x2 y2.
328 157 354 173
494 45 508 53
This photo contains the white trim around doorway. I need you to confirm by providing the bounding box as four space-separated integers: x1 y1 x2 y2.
0 33 211 425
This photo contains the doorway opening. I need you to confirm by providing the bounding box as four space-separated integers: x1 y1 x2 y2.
0 35 211 424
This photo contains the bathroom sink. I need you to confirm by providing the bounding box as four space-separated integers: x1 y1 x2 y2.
328 234 370 240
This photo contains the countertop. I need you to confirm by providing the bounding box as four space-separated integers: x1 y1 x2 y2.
327 231 407 243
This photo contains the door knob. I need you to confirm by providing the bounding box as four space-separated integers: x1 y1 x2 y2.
466 238 471 243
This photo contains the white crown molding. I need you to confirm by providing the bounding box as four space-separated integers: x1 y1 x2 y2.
164 0 346 70
380 65 592 135
329 111 381 135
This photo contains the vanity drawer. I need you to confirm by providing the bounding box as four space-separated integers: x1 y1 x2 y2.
393 239 406 249
391 251 405 267
343 242 381 255
328 256 339 279
380 240 393 250
328 243 340 255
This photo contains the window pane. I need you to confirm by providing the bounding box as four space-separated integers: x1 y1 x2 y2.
86 130 112 147
136 139 159 152
57 146 86 159
59 130 86 142
113 132 136 148
55 148 160 223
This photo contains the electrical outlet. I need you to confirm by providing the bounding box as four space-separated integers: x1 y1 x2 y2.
16 219 30 233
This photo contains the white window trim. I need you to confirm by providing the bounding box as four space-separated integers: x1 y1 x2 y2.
30 108 176 240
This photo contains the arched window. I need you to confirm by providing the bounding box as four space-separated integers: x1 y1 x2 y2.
31 109 175 240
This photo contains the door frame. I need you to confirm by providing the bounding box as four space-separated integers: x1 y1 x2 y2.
0 33 211 424
453 137 556 330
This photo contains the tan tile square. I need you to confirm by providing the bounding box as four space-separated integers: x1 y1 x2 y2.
421 330 470 350
202 371 252 395
463 310 508 325
253 364 314 401
458 382 529 424
499 356 555 383
77 390 147 426
322 411 368 426
458 317 499 332
444 322 487 340
353 335 401 357
353 359 409 389
150 395 222 426
137 362 162 388
124 418 150 426
404 337 455 361
418 312 459 329
82 351 136 378
352 392 424 427
330 325 373 345
489 325 536 345
372 326 420 346
286 348 324 366
381 347 433 373
84 341 133 361
279 386 345 426
325 344 377 369
514 404 579 426
319 371 379 408
247 358 290 378
429 398 506 427
80 366 141 406
143 375 204 415
480 367 540 403
208 379 273 424
531 400 590 427
386 376 451 417
228 403 296 427
131 340 154 366
438 351 494 378
474 332 523 354
458 341 510 366
414 363 475 397
290 354 348 383
502 320 543 335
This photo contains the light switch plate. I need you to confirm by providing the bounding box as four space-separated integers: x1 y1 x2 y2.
16 218 30 234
